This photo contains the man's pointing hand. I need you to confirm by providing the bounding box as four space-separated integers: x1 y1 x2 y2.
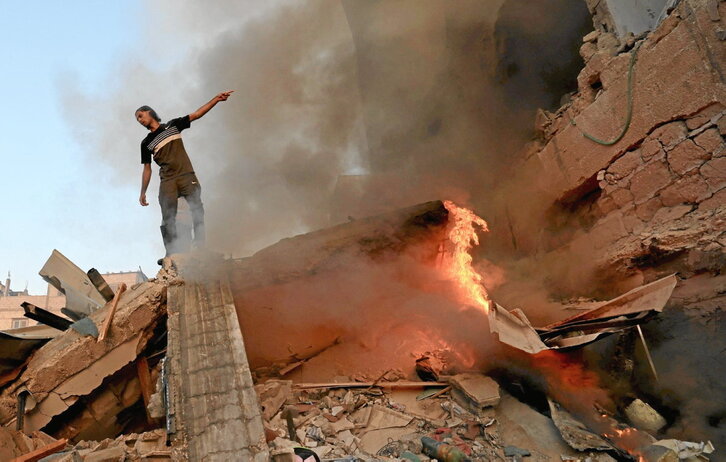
215 90 234 102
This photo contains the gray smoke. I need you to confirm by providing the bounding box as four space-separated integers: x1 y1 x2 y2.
61 0 590 259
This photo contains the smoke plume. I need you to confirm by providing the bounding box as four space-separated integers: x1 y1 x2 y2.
61 0 590 260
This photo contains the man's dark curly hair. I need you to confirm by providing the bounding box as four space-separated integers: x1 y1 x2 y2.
135 105 161 122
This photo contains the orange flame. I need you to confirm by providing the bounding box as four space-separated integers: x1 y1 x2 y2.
442 200 491 313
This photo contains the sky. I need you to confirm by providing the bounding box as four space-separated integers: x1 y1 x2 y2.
0 1 296 295
0 2 167 293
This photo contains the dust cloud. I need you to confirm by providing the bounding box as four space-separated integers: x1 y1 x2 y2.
60 0 590 260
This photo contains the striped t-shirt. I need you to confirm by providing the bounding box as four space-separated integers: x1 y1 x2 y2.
140 115 194 181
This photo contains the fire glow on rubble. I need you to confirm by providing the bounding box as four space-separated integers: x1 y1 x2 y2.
443 200 491 314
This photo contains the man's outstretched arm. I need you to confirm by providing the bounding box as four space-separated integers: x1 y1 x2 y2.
139 163 152 206
189 91 234 122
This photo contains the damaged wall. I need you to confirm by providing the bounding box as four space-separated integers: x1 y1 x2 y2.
0 281 166 441
486 0 725 449
493 0 725 295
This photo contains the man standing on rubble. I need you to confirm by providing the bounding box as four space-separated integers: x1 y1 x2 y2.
136 91 233 258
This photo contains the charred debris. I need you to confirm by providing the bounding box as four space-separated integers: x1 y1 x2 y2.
0 200 715 461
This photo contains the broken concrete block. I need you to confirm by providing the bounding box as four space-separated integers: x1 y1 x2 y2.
0 282 167 436
629 161 672 204
667 140 710 176
658 173 711 206
548 399 612 452
625 399 667 434
270 452 296 462
640 444 678 462
685 103 725 130
700 157 726 190
449 373 500 414
583 30 600 43
635 196 663 222
255 380 293 421
82 445 126 462
652 439 715 459
641 139 665 161
650 204 693 224
693 128 725 154
608 150 643 180
652 121 688 151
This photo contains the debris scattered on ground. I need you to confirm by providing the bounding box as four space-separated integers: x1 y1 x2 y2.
448 373 500 414
489 274 677 354
548 399 614 452
625 398 667 434
651 439 715 460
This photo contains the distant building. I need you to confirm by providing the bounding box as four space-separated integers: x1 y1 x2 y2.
0 270 147 330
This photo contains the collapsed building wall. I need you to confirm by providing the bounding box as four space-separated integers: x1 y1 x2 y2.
0 281 167 441
483 0 725 449
492 0 724 291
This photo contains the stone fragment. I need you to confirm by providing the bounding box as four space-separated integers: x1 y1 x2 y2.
588 213 629 248
449 374 500 413
685 103 724 130
667 140 709 175
651 121 688 150
635 196 663 222
610 188 634 207
630 161 673 204
641 139 665 161
640 444 678 462
625 399 667 433
580 41 597 61
608 150 642 179
83 445 126 462
718 116 726 136
583 30 599 43
658 174 711 206
548 399 612 451
650 205 693 224
597 195 618 215
700 157 726 190
255 380 293 421
622 212 645 235
698 187 726 211
597 32 619 55
693 128 725 156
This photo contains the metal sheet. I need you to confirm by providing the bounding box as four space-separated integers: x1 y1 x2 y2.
488 304 549 354
39 249 106 316
542 274 677 330
0 325 59 374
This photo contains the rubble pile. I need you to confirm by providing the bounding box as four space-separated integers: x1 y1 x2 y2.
259 375 619 461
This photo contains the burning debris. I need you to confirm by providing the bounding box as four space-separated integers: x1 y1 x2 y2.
0 199 714 461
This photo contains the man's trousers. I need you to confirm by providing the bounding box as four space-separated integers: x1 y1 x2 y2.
158 173 205 256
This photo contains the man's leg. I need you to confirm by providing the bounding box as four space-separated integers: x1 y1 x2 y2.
179 174 205 247
158 179 179 256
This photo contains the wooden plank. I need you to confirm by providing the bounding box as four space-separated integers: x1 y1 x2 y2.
137 356 154 423
11 438 67 462
98 283 127 342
